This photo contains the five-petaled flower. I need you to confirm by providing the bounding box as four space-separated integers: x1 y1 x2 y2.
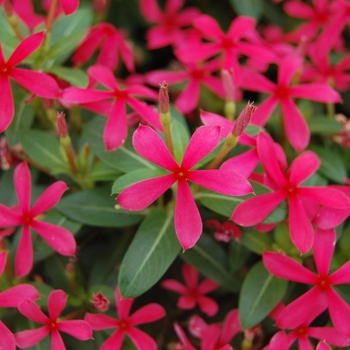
0 162 76 277
117 124 253 250
85 287 165 350
15 289 92 349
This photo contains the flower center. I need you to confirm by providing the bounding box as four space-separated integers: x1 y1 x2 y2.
222 37 234 50
118 320 130 331
317 276 330 291
21 212 33 226
175 167 188 179
275 85 290 99
0 65 9 76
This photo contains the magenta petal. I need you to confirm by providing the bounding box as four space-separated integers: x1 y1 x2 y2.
182 125 221 169
329 260 350 285
62 87 113 104
177 295 196 309
288 194 315 254
297 187 350 208
88 65 119 91
188 169 253 196
326 287 350 336
31 181 68 217
116 288 133 320
15 225 33 277
175 79 200 114
200 110 233 138
308 327 350 347
316 341 332 350
0 204 22 226
232 191 286 226
265 331 289 350
277 287 326 329
8 32 44 67
146 70 188 85
193 15 224 40
127 327 158 350
58 320 92 340
0 75 14 133
161 279 188 294
175 179 202 250
197 295 218 316
0 321 16 350
101 329 124 350
182 263 198 289
84 313 117 330
241 68 276 93
31 220 76 256
228 16 255 38
221 309 241 343
11 68 60 98
174 323 196 350
14 162 31 213
263 251 317 283
48 290 67 321
278 56 303 86
198 279 219 294
132 125 178 171
129 303 165 325
280 97 310 151
251 96 279 127
0 284 39 308
289 84 341 103
51 329 65 350
288 151 320 186
104 99 127 150
15 327 49 348
117 175 176 211
313 228 336 277
18 299 49 324
60 0 79 14
314 206 350 230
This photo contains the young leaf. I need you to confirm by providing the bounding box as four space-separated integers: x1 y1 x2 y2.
119 209 181 298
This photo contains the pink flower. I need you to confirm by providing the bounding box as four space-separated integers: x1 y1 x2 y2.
85 287 165 350
139 0 201 49
0 32 60 133
117 124 253 250
162 263 219 316
62 64 162 150
0 162 76 277
263 228 350 335
15 289 92 349
42 0 79 15
91 292 110 312
206 220 241 243
232 132 350 253
241 56 341 151
146 59 225 114
72 23 134 72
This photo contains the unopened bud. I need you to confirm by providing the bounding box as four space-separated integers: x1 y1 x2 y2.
222 69 235 102
3 0 14 16
92 292 110 312
57 112 68 138
232 101 257 137
159 81 170 115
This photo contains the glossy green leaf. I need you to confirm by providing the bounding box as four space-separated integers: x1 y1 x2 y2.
119 209 180 298
262 200 287 224
181 233 239 291
239 261 287 329
20 130 69 174
48 66 88 87
308 116 343 135
240 230 273 255
171 117 190 164
56 185 143 227
87 161 123 182
111 168 168 194
229 239 251 273
229 0 264 19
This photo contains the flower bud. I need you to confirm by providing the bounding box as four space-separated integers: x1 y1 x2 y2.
159 81 170 115
232 101 257 137
222 69 235 102
57 112 68 138
92 292 110 312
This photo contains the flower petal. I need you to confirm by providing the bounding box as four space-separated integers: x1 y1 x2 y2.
88 64 119 91
60 0 79 15
0 204 22 226
101 329 124 350
15 226 33 277
175 179 202 250
15 327 49 348
263 251 317 283
221 309 241 344
200 110 233 138
232 191 286 226
175 79 200 114
278 56 303 86
182 263 198 289
62 87 114 104
174 323 196 350
31 220 76 256
117 174 176 211
193 15 224 40
313 228 336 277
132 125 178 171
31 181 68 217
182 125 221 170
297 187 350 208
0 284 39 308
188 169 253 196
0 75 14 133
161 279 188 294
58 320 92 340
289 84 341 103
116 288 134 320
197 295 218 316
198 278 219 294
0 321 16 350
48 290 67 321
308 327 350 347
18 299 49 324
127 327 158 350
84 313 117 330
14 162 31 213
129 303 165 325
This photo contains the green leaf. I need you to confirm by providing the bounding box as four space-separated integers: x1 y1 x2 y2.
229 0 264 19
119 209 181 298
56 185 143 227
239 261 287 329
87 161 123 182
170 115 190 164
240 230 273 255
181 233 239 291
196 181 271 218
85 117 157 172
229 239 251 273
20 130 68 174
309 145 347 183
262 200 287 224
111 168 167 194
48 66 88 87
308 115 343 135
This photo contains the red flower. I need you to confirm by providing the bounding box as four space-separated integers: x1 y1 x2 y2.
85 287 165 350
0 32 60 133
162 264 219 316
15 289 92 349
0 162 76 277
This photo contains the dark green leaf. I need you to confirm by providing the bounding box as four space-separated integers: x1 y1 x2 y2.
171 118 190 164
181 233 239 291
48 66 88 87
56 185 143 227
239 261 287 329
262 200 287 224
229 0 264 19
229 239 251 273
87 161 123 182
240 229 273 255
119 209 180 298
308 116 343 135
